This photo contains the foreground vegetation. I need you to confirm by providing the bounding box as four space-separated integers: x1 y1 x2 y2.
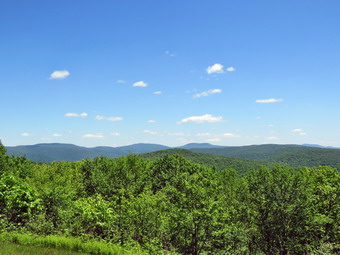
0 232 141 255
0 142 339 254
1 242 86 255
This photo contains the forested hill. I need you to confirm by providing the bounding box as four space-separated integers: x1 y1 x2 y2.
6 143 170 162
142 148 273 175
191 144 340 170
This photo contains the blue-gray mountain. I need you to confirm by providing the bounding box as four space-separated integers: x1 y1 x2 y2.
5 143 340 170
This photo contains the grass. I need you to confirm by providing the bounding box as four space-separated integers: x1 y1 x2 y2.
0 233 147 255
0 242 87 255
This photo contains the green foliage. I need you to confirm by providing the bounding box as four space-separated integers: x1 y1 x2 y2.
143 148 272 175
0 174 41 227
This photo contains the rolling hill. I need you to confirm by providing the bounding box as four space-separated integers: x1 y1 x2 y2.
191 144 340 170
142 148 273 175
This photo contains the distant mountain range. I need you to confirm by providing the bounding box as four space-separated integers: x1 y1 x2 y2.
4 142 340 170
6 143 170 162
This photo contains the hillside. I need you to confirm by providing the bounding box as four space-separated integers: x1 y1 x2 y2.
191 144 340 170
142 148 273 175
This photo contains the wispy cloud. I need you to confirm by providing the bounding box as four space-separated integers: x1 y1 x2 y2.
50 70 70 80
223 133 240 138
148 120 156 123
292 129 307 136
117 80 126 84
267 136 279 140
133 81 148 87
193 89 222 98
21 133 33 137
82 134 104 138
206 63 224 74
178 114 225 124
196 133 212 137
256 98 283 103
226 66 236 72
165 51 175 57
95 115 123 122
153 91 162 95
110 132 120 136
65 112 88 117
207 138 221 142
52 134 62 137
166 132 191 137
143 130 158 135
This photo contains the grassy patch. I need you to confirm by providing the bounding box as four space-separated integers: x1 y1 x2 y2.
0 242 86 255
0 233 146 255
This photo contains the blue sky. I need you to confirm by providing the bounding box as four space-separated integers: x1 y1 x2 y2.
1 0 340 147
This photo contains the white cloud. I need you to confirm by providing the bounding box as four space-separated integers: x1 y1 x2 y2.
144 130 158 135
206 63 224 74
153 91 162 95
196 133 212 137
292 129 307 136
223 133 240 138
193 89 222 98
110 132 120 136
207 138 221 142
50 70 70 80
65 112 88 117
166 132 191 137
117 80 126 84
226 66 236 72
267 136 279 140
178 114 225 124
82 134 104 138
133 81 148 87
95 115 123 122
256 98 283 103
21 133 33 137
148 120 156 123
52 134 62 137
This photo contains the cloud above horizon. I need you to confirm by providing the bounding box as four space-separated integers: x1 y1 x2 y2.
95 115 123 122
178 114 225 124
82 134 104 138
223 133 240 138
110 132 120 136
65 113 88 117
226 66 236 72
133 81 148 87
50 70 70 80
143 130 158 135
21 132 33 137
292 128 307 136
256 98 283 103
206 63 224 74
193 89 222 98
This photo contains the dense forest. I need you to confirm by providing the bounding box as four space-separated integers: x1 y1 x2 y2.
0 142 339 254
